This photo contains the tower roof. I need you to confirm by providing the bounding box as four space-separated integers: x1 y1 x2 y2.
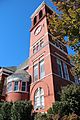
30 1 54 19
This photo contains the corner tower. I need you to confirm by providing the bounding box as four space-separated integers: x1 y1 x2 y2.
28 2 74 112
29 2 55 112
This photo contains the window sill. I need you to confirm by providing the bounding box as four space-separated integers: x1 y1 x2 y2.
7 91 28 94
53 73 74 82
32 76 45 84
34 106 45 111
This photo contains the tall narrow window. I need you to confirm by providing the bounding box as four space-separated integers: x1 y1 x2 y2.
40 40 44 48
14 81 19 91
34 64 38 81
22 82 26 91
40 59 45 79
57 59 63 78
7 82 12 92
39 10 43 19
33 46 36 53
34 16 37 25
34 87 44 110
63 63 70 80
33 40 44 54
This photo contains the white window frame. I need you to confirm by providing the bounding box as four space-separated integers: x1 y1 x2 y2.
34 87 44 110
7 82 12 92
40 59 45 79
33 64 38 81
22 82 26 91
63 62 70 80
14 81 19 91
33 39 44 54
57 59 63 78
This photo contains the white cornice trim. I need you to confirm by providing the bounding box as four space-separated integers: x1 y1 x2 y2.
32 52 45 63
0 72 10 76
29 52 50 69
49 41 68 56
50 53 71 66
30 32 48 49
55 52 67 60
30 72 74 86
0 68 14 74
48 33 66 47
30 1 54 19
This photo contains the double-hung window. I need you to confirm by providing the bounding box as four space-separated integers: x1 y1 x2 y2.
63 62 69 80
33 40 44 54
40 59 45 79
22 82 26 91
34 64 38 81
7 82 12 92
34 87 44 110
14 81 19 91
57 59 63 78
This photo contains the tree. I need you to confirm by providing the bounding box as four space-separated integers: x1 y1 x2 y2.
48 0 80 77
48 84 80 116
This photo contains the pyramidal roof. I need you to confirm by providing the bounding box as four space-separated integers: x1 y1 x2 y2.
30 1 54 19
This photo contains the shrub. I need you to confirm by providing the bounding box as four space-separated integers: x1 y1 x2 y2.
48 85 80 116
11 100 33 120
34 113 48 120
0 102 13 120
48 101 62 115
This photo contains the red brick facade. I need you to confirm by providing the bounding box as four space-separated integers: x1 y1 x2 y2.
28 2 74 112
0 2 75 113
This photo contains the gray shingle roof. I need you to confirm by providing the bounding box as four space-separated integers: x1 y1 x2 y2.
7 69 30 82
17 59 29 70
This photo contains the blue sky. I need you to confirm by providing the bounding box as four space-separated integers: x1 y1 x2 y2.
0 0 74 67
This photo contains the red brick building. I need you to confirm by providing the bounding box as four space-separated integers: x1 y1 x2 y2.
0 2 75 112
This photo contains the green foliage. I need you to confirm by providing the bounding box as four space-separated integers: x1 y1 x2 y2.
34 85 80 120
0 102 3 108
0 100 33 120
11 100 33 120
34 113 48 120
0 102 13 120
48 85 80 116
61 113 80 120
60 84 80 115
48 101 62 115
48 0 80 77
34 113 80 120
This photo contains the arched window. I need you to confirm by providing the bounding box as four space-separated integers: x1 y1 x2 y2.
39 10 43 19
34 16 37 25
34 87 44 110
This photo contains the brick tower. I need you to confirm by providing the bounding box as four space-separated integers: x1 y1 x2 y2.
28 2 74 112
